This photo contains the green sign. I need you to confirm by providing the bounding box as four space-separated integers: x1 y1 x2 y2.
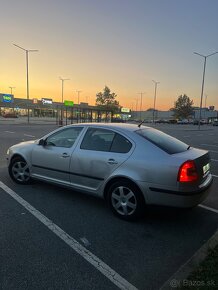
64 100 74 107
0 93 14 103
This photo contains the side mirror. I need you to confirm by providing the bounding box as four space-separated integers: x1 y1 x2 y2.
38 139 46 146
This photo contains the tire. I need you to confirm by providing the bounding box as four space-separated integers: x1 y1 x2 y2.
107 179 145 221
9 157 32 184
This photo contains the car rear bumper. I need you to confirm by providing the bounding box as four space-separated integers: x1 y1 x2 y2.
141 174 213 208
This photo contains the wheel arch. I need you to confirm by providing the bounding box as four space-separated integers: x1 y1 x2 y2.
10 153 26 164
103 176 147 205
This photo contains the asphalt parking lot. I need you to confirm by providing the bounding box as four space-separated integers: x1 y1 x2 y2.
0 122 218 290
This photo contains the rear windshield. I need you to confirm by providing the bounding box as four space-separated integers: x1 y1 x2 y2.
135 128 188 154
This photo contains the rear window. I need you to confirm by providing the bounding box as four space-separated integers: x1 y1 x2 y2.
135 128 188 154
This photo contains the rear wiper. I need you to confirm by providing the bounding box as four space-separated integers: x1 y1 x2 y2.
187 145 191 150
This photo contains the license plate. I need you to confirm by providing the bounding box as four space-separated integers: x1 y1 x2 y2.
203 163 210 174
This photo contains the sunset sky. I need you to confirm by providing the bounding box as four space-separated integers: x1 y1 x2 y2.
1 0 218 111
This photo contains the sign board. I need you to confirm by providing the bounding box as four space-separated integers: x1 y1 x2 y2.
64 100 74 107
0 93 14 103
121 107 130 113
41 98 52 105
33 98 38 104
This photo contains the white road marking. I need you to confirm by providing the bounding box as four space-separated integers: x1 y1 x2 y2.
80 237 91 247
211 159 218 162
201 144 218 147
208 133 215 136
198 204 218 214
24 134 35 137
5 131 15 134
197 134 203 136
183 135 190 137
212 174 218 178
0 181 138 290
208 150 218 154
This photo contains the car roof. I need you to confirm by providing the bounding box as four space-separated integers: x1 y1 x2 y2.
67 122 151 133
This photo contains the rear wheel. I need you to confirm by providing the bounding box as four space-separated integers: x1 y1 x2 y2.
107 180 145 221
9 157 32 184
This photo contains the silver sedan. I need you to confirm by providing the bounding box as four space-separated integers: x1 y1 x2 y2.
7 123 213 220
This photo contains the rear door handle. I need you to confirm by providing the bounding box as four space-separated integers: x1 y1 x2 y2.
107 158 118 165
61 153 70 158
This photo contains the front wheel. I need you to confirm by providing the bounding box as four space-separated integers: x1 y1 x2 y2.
9 157 32 184
107 180 145 221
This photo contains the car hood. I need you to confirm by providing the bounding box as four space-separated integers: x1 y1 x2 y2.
10 139 37 149
9 140 38 154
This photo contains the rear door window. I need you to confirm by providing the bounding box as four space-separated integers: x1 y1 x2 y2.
80 128 132 153
136 128 188 154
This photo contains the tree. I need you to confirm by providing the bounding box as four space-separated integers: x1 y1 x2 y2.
172 94 194 119
96 86 120 116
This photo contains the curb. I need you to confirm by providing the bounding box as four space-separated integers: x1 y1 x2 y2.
160 228 218 290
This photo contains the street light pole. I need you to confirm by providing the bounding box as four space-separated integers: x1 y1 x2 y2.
13 44 38 124
204 95 207 109
194 51 218 130
59 77 70 124
137 92 146 121
76 90 82 105
152 80 160 124
9 86 15 95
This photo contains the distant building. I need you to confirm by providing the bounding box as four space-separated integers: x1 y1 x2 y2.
131 107 218 121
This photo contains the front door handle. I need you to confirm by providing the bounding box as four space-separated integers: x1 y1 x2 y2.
61 153 70 158
107 158 118 165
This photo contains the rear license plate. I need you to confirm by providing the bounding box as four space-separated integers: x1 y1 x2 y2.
203 163 210 174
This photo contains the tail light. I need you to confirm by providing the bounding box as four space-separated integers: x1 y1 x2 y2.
178 160 198 182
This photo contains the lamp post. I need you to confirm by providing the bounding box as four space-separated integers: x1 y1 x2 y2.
13 44 38 124
9 86 15 95
137 92 146 121
59 77 70 125
134 98 138 111
194 51 218 130
152 80 160 124
76 90 82 105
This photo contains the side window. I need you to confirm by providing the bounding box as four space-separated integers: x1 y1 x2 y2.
46 127 83 148
110 133 132 153
80 128 115 151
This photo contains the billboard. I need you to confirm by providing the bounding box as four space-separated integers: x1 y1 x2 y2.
0 93 14 103
41 98 52 105
121 107 130 113
64 100 74 107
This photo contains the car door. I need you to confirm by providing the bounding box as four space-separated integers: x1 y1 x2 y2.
31 126 84 184
69 127 134 193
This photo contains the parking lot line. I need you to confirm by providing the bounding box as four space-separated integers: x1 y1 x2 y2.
24 134 35 137
4 131 15 134
201 144 218 147
0 181 138 290
211 159 218 162
198 204 218 214
212 174 218 178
